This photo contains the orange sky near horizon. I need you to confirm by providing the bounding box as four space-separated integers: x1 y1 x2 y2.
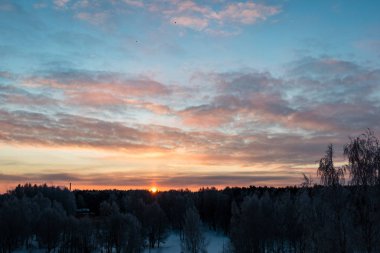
0 143 312 193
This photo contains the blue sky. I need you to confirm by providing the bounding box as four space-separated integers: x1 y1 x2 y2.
0 0 380 191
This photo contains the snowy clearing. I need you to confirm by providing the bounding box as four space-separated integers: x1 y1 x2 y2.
143 231 229 253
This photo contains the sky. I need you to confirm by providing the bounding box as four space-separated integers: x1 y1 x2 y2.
1 0 380 192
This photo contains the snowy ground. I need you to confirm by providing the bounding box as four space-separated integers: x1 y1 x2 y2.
13 230 229 253
144 231 230 253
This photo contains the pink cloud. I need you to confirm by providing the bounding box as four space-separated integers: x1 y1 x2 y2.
135 101 172 114
217 2 280 24
4 71 176 117
172 1 210 15
25 76 170 97
148 1 280 33
48 0 280 34
4 94 57 106
171 16 208 30
66 91 173 114
179 105 235 127
0 107 335 166
66 90 124 106
27 76 173 114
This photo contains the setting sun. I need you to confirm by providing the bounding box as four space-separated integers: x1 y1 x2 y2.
150 187 158 193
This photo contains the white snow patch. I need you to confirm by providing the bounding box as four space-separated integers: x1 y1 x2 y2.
143 230 229 253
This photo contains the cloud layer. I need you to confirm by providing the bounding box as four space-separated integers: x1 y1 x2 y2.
1 57 379 190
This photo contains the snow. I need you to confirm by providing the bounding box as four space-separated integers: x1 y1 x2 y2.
205 231 230 253
13 231 229 253
143 230 229 253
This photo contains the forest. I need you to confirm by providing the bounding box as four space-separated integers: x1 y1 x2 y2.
1 129 380 253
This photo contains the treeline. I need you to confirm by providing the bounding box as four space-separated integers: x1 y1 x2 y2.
0 130 380 253
1 184 379 253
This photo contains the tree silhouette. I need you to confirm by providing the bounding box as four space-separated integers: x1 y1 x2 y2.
344 129 380 186
300 173 313 188
317 144 344 186
143 202 169 248
36 207 64 253
181 207 207 253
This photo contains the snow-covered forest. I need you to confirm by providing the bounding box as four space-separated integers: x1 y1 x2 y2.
1 130 380 253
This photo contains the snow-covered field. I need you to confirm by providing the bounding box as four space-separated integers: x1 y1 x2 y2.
144 231 230 253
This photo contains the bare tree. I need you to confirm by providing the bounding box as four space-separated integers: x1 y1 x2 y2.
300 173 313 188
36 207 64 253
143 202 168 249
344 129 380 186
181 207 207 253
318 144 345 186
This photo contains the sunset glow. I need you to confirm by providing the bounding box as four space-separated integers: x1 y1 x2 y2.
0 0 380 192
